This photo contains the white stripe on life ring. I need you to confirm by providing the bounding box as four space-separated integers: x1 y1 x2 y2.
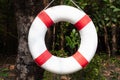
28 5 98 74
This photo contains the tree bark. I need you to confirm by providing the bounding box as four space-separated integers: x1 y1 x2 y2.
111 24 117 56
14 0 45 80
60 23 65 50
103 26 111 56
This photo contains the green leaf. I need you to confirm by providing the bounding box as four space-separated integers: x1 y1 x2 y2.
105 17 110 21
113 8 120 12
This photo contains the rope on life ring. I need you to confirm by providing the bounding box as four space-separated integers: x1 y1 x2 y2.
28 5 98 74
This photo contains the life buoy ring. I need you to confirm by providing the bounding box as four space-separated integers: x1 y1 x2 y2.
28 5 98 74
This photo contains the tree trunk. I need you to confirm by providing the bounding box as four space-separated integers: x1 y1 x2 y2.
111 24 117 56
60 23 65 50
103 26 111 56
14 0 46 80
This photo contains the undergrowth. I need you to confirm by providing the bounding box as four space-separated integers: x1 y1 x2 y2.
43 54 120 80
0 54 119 80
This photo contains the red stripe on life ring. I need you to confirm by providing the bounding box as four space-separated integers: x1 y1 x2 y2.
38 11 54 28
75 15 91 30
35 50 52 66
73 51 88 68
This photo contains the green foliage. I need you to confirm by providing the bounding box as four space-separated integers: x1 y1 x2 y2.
0 68 9 77
109 57 120 67
50 49 68 57
65 29 80 49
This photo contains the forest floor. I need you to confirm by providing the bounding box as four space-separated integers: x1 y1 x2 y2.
0 55 16 80
0 55 120 80
102 56 120 80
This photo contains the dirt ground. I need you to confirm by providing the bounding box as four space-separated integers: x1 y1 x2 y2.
0 55 120 80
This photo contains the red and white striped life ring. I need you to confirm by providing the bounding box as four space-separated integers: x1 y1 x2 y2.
28 5 98 74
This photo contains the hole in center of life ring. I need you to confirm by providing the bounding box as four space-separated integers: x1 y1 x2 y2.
45 22 80 58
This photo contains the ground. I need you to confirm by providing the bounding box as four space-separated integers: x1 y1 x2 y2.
0 55 120 80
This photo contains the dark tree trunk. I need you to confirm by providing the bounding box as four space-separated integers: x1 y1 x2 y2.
103 26 111 56
111 24 117 56
60 23 65 50
14 0 46 80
